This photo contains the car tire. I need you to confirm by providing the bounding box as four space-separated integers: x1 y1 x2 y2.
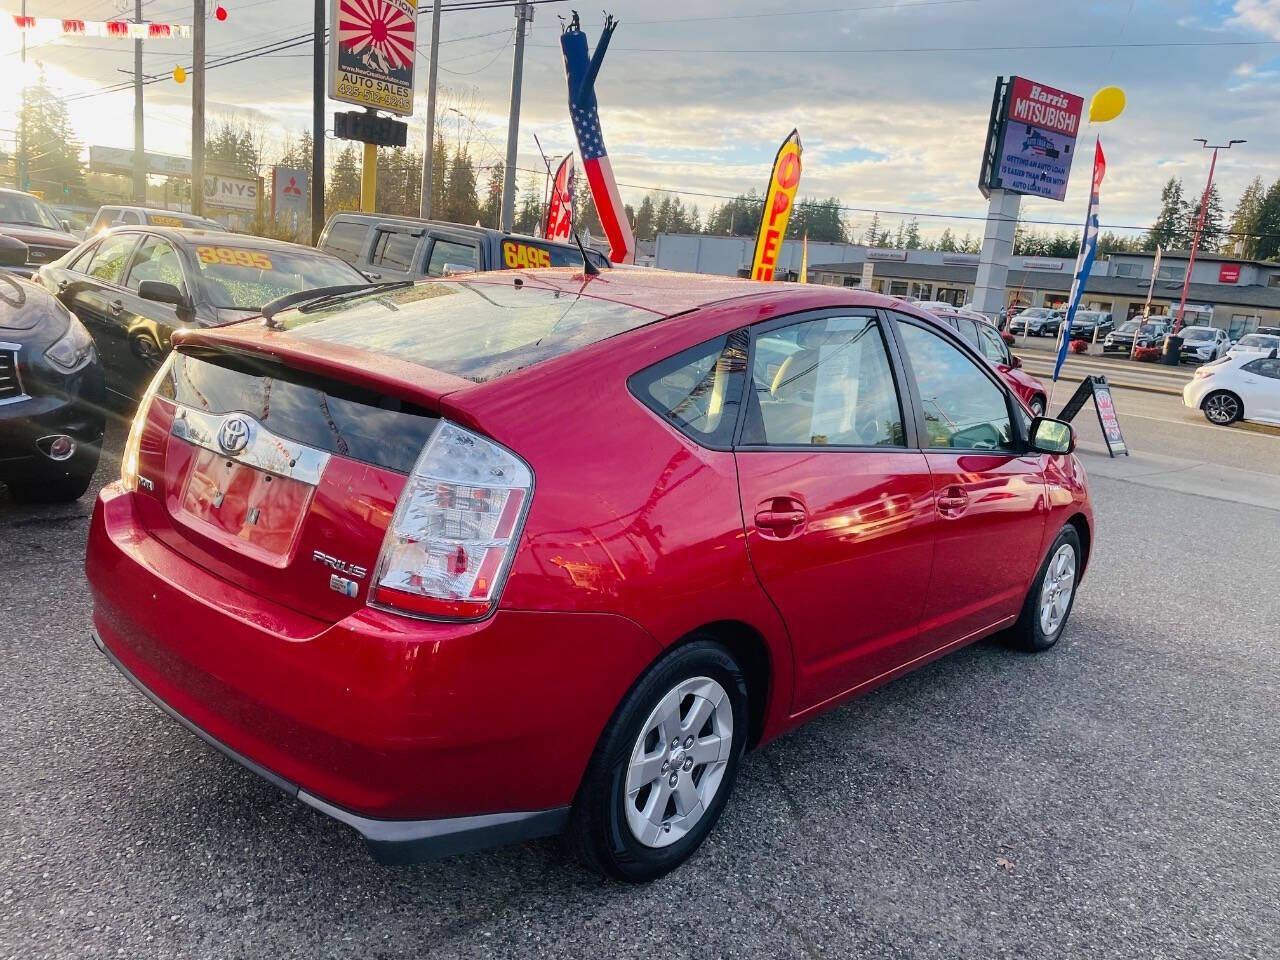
1202 390 1242 426
1029 395 1046 418
1005 524 1083 653
568 638 749 883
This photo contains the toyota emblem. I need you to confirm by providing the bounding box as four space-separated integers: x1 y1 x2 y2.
217 416 251 455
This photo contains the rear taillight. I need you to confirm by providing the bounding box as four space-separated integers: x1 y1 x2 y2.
370 420 532 621
120 352 176 493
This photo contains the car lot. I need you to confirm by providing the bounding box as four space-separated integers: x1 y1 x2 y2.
2 384 1278 959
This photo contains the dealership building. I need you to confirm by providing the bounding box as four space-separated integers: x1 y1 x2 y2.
653 234 1280 339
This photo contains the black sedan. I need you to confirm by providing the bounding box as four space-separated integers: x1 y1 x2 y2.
37 227 367 403
0 236 106 503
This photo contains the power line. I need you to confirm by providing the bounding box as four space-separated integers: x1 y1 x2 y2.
529 38 1280 55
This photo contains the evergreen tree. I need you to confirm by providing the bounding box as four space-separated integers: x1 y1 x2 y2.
894 221 906 249
442 147 480 225
1183 183 1225 254
687 204 701 234
936 228 957 252
430 134 448 217
16 73 85 197
1254 179 1280 262
1226 176 1264 259
632 194 656 239
904 218 922 250
1145 177 1189 250
478 163 503 229
513 173 543 235
326 145 361 215
862 212 882 247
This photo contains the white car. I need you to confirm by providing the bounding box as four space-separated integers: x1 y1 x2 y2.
1226 333 1280 360
1182 352 1280 426
1178 325 1229 364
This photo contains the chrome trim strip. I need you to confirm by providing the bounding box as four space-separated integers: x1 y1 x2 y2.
0 341 28 406
170 406 330 485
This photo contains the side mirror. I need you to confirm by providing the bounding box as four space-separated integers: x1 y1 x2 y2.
1011 355 1023 369
137 280 187 308
1029 417 1075 455
0 234 29 268
60 219 72 233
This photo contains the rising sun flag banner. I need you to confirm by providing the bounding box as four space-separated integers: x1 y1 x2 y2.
561 11 634 263
1053 137 1106 382
544 154 576 243
751 131 803 281
328 0 417 116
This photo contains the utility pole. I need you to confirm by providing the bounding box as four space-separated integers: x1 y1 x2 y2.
499 1 532 232
134 0 146 203
1174 138 1245 333
360 109 377 212
191 0 206 216
418 0 442 219
311 0 325 243
16 0 26 190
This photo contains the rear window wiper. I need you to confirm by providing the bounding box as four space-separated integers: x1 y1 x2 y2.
260 281 414 328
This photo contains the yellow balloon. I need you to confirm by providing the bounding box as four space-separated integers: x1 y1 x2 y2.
1089 86 1125 123
173 65 187 84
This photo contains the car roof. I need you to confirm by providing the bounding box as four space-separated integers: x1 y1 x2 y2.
469 268 907 318
101 225 337 252
327 212 597 251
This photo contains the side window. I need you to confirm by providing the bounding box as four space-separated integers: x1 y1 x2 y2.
953 316 980 347
89 211 115 235
320 221 370 264
85 233 138 285
1243 358 1280 379
426 239 479 276
629 331 748 448
976 324 1010 365
119 211 142 225
126 236 187 296
896 319 1014 450
68 240 101 273
743 315 905 448
371 230 419 272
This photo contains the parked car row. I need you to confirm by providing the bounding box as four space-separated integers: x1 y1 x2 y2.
925 305 1049 416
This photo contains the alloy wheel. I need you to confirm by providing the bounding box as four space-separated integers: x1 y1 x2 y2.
624 675 734 848
1038 543 1077 636
1204 393 1238 425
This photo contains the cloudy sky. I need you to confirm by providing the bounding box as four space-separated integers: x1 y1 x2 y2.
3 0 1280 242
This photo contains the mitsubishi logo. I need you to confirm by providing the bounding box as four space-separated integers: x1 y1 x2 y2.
217 416 251 455
284 175 302 196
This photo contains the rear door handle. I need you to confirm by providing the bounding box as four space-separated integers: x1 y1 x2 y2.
754 497 807 538
936 485 970 517
109 299 124 316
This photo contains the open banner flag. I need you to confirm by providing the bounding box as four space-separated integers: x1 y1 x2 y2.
544 154 575 243
751 131 803 281
1054 138 1106 382
561 12 634 264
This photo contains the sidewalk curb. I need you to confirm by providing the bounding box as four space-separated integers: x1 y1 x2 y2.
1021 368 1182 397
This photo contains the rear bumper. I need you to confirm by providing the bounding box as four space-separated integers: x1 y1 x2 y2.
87 483 662 861
92 629 567 864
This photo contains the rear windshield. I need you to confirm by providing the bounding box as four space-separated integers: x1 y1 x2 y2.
280 280 657 383
499 237 608 270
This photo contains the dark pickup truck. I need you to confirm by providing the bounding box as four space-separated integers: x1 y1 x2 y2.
317 214 611 282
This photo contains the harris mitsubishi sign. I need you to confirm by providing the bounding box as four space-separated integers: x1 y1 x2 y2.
980 76 1085 202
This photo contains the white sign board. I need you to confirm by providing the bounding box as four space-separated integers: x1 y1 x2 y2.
203 174 259 212
328 0 418 116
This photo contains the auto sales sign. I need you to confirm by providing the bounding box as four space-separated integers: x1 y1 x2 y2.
987 77 1084 203
328 0 417 117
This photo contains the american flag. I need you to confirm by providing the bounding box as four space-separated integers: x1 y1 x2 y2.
561 12 634 264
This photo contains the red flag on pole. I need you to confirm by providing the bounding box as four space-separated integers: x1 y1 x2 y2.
545 154 575 243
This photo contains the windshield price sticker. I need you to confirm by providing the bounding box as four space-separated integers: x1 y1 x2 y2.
502 241 551 269
197 246 273 270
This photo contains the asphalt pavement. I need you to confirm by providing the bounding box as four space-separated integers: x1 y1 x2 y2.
2 392 1278 960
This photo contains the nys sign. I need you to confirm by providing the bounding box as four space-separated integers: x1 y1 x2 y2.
203 174 259 212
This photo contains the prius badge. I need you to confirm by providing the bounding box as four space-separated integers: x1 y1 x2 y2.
217 416 251 455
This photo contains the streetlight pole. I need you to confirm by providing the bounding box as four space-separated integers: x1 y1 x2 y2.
1173 138 1245 333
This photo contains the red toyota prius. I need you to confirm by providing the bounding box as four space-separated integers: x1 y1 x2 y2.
87 270 1093 882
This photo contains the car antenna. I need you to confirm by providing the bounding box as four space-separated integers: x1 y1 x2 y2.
532 133 599 277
